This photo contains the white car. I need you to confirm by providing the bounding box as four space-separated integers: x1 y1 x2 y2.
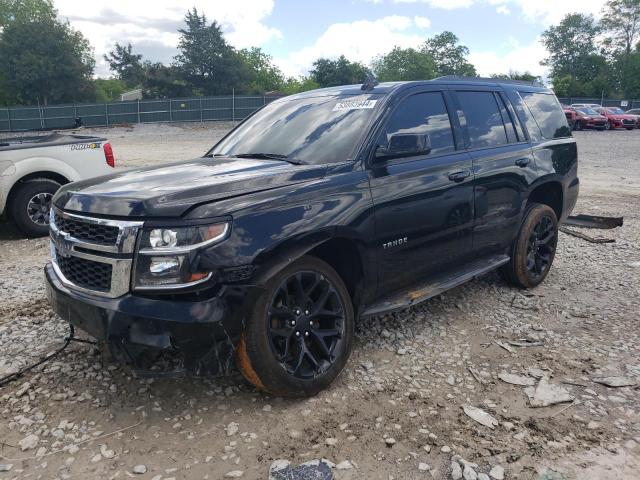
0 133 115 236
571 103 602 109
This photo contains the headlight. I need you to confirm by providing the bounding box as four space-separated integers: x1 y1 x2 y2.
133 222 229 290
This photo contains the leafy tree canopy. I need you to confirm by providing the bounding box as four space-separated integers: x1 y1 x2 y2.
422 31 477 77
0 0 55 29
104 42 145 88
174 7 249 95
0 15 95 105
309 55 368 88
372 47 437 81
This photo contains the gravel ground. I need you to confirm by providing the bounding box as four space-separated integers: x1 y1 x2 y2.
0 123 639 480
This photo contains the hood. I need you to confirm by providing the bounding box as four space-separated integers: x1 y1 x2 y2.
54 156 328 217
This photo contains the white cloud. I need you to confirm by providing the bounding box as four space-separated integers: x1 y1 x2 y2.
393 0 474 8
274 15 430 77
54 0 281 76
364 0 603 22
469 38 547 77
414 16 432 29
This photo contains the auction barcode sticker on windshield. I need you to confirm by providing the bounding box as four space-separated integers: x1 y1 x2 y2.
333 99 377 111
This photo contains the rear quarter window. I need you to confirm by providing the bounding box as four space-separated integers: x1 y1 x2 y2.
519 92 571 140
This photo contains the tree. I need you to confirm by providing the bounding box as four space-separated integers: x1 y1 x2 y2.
490 71 541 82
309 55 368 88
422 31 477 76
174 8 248 95
104 43 145 88
0 0 55 29
372 47 437 81
238 47 284 93
0 17 95 105
601 0 640 56
540 14 601 81
601 0 640 96
94 78 127 102
142 62 192 98
280 76 319 95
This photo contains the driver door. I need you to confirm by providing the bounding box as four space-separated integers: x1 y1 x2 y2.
368 90 475 295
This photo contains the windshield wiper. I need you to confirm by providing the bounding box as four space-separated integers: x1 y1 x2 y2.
232 153 305 165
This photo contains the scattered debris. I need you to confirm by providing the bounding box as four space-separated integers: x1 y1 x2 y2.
525 376 574 408
224 470 244 478
132 464 147 474
489 465 505 480
592 376 637 388
468 366 488 385
494 340 515 354
559 226 615 244
507 339 544 348
463 405 499 429
563 214 623 229
268 458 336 479
498 373 536 386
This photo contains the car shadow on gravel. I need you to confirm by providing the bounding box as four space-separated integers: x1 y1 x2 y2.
0 221 24 240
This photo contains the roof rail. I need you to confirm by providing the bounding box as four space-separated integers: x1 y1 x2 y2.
434 75 544 87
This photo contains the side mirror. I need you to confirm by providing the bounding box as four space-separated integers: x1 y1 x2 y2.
375 133 431 160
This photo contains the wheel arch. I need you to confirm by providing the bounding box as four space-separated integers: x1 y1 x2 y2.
527 179 563 221
5 171 70 219
251 230 370 312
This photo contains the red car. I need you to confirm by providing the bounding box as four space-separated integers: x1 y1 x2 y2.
596 107 636 130
562 105 578 129
573 107 608 130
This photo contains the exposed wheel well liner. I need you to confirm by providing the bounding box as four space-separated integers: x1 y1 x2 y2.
527 181 563 220
307 238 365 310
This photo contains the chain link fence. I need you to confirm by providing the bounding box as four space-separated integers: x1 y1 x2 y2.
0 94 281 132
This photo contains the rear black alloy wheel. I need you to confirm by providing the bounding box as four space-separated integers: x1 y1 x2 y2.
525 215 556 281
237 256 354 397
267 271 346 379
500 203 558 289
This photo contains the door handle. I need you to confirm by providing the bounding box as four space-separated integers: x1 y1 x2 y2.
448 170 471 182
515 157 531 168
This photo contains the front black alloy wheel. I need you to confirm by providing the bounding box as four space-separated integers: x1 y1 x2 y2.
237 256 354 397
267 271 346 379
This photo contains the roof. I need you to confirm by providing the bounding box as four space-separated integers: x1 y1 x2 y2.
282 77 550 101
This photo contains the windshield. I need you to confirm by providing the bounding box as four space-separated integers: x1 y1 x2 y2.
579 108 599 115
607 108 625 114
211 94 383 165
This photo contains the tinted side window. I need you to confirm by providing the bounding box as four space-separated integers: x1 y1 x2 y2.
457 91 508 149
381 92 455 157
519 92 571 140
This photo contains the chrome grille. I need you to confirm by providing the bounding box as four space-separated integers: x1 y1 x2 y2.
53 211 119 245
56 252 113 291
50 208 143 298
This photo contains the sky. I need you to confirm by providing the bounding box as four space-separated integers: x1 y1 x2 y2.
54 0 607 80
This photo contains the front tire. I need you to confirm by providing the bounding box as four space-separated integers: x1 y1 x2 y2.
9 179 60 237
500 203 558 289
236 256 355 397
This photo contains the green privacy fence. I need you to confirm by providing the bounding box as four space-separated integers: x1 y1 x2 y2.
0 94 281 132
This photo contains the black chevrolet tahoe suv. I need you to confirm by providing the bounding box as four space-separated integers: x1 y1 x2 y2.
46 77 578 397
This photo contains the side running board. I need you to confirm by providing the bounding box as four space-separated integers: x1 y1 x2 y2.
361 255 509 318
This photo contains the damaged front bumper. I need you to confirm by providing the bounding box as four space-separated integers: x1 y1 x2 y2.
45 263 257 377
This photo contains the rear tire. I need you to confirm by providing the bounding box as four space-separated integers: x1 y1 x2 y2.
236 255 355 397
500 203 558 289
9 179 60 237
